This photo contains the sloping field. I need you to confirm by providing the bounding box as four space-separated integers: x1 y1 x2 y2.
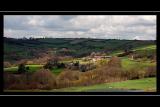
4 77 156 92
51 77 156 92
121 57 156 70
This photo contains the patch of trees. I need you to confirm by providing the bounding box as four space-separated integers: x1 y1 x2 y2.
117 45 133 57
44 57 65 70
79 64 96 72
4 57 156 90
17 63 29 74
117 51 133 57
56 49 75 56
66 61 96 72
130 50 156 61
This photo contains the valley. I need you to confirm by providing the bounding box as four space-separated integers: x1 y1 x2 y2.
3 37 157 92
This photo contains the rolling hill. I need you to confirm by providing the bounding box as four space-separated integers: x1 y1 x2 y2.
4 37 156 62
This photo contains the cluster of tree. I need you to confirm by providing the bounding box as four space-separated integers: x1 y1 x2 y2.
79 64 96 72
44 57 65 70
4 56 156 90
124 45 133 53
17 63 30 74
117 51 133 57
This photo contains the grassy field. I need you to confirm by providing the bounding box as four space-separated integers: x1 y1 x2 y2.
4 56 155 74
134 45 156 51
121 57 156 70
111 45 156 56
51 67 64 75
4 64 43 73
51 77 156 92
4 64 64 75
5 77 156 92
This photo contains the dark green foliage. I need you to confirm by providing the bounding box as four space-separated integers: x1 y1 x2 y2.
74 61 79 66
17 64 28 74
79 65 87 72
124 45 133 53
117 51 133 57
44 62 53 69
4 37 156 62
44 58 65 69
26 66 30 70
57 63 65 68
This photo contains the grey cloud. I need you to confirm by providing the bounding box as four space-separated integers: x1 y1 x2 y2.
4 15 156 40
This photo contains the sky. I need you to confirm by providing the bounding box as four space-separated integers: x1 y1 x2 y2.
4 15 156 40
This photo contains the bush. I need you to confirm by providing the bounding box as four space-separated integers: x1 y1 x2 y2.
145 66 156 77
123 66 156 80
18 63 28 74
57 63 65 68
79 65 87 72
57 70 81 88
117 51 133 57
4 61 12 68
108 56 121 68
57 70 81 81
43 62 53 69
4 73 32 90
97 59 108 67
32 69 57 89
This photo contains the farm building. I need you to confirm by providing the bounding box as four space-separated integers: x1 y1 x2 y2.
90 52 111 62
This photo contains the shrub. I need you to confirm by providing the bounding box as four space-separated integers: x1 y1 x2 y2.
4 73 16 89
123 68 145 80
145 66 156 77
74 61 79 66
57 70 81 81
18 63 28 74
43 61 53 69
57 63 65 68
57 70 81 88
32 69 57 89
117 51 133 57
108 56 121 68
79 65 87 72
4 73 31 90
97 59 108 67
4 61 12 68
123 66 156 80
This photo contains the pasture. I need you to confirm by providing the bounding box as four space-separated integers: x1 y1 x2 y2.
51 77 156 92
4 64 64 75
121 57 156 70
4 64 43 73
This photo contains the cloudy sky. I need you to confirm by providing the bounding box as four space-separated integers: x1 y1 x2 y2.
4 15 156 40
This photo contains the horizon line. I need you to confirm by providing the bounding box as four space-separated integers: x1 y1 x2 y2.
3 36 156 41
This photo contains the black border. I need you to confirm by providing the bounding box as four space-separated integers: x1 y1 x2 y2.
0 11 159 96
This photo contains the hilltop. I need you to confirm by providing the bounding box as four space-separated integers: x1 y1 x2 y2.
4 37 156 62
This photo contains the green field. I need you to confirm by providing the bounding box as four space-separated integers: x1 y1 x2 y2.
4 64 43 73
111 45 156 56
121 57 155 70
4 64 64 75
134 45 156 51
4 56 155 74
52 77 156 92
5 77 156 92
51 67 64 75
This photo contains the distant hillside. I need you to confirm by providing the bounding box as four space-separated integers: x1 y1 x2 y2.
4 37 156 62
